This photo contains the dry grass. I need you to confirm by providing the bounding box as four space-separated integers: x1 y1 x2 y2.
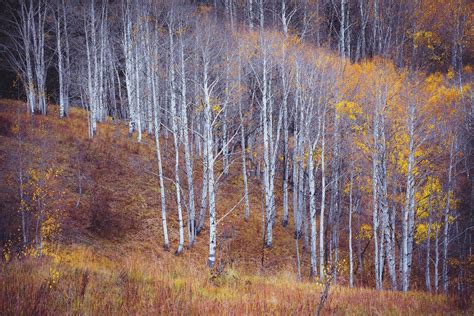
0 247 458 315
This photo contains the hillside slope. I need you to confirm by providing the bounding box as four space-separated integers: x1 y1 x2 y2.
0 98 305 271
0 100 467 315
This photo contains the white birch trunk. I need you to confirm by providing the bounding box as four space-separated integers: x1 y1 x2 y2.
339 0 346 57
248 0 254 29
372 101 381 290
55 12 65 118
153 92 169 250
203 59 217 268
61 0 70 116
281 0 290 227
426 184 433 291
308 112 322 277
402 101 416 291
319 115 326 281
84 6 95 138
293 65 303 238
222 51 230 176
197 136 208 234
168 23 184 255
31 0 47 115
442 141 455 293
239 103 250 222
380 113 397 290
329 108 341 283
434 224 440 292
134 27 142 143
309 146 317 276
349 167 354 287
23 1 36 114
179 34 196 246
121 1 136 137
261 49 272 247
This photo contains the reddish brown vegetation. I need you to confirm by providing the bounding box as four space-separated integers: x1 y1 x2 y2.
0 100 470 314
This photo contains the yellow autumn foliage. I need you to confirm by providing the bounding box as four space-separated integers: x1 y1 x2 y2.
335 101 362 121
359 224 372 240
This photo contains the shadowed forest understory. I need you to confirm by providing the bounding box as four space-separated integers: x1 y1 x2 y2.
0 0 473 314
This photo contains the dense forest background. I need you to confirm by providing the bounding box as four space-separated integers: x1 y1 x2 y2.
0 0 472 312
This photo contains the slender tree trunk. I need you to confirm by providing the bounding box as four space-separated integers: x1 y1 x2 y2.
309 144 318 276
154 122 169 251
373 111 380 290
329 109 341 283
61 0 70 116
262 50 272 247
339 0 346 57
319 115 326 281
349 166 354 287
222 51 230 176
179 34 196 246
281 0 290 227
134 25 142 143
426 182 433 291
303 180 309 251
239 103 250 222
248 0 254 29
32 0 47 115
293 65 303 238
151 59 169 250
442 141 455 293
122 1 135 138
402 101 416 291
238 53 250 221
434 224 440 292
22 1 36 114
84 4 95 138
357 195 363 284
202 59 217 268
169 23 184 255
380 113 397 290
197 136 208 234
308 112 322 277
56 13 65 118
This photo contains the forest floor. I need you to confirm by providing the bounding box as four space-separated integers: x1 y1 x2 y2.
0 100 469 315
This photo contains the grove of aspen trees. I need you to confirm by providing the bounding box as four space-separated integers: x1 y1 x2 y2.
0 0 472 308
